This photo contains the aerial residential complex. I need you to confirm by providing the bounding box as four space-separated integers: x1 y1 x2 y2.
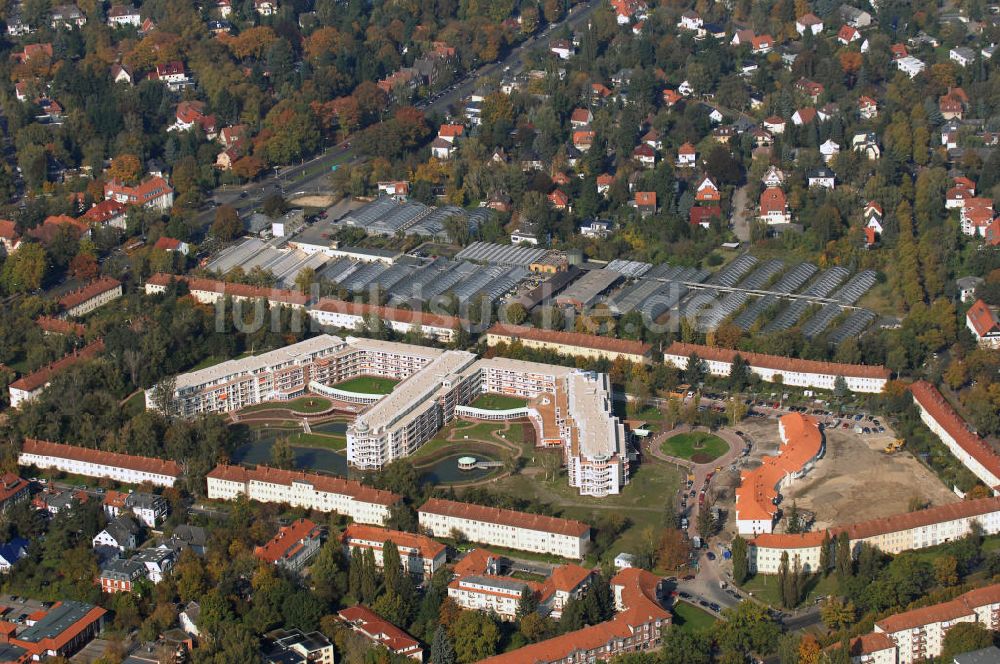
205 463 401 526
663 341 892 393
749 496 1000 574
735 413 824 535
57 277 122 318
484 323 653 364
19 439 181 487
418 498 592 559
156 334 631 497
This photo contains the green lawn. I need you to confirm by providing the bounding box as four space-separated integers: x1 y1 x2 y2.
673 601 718 633
490 458 681 568
122 390 146 417
471 393 529 410
661 432 729 464
740 572 838 609
331 376 400 395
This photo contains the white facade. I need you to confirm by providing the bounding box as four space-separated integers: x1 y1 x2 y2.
308 303 458 342
206 464 398 526
62 282 123 317
419 499 590 559
663 344 889 393
19 440 180 487
341 526 446 580
896 56 926 78
448 576 529 620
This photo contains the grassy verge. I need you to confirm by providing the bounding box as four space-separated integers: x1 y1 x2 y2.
673 601 718 633
122 391 146 417
237 396 333 414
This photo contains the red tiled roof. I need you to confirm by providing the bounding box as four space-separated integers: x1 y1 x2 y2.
419 498 590 537
254 518 322 564
104 176 173 206
342 523 445 561
876 584 1000 633
797 12 822 25
21 438 181 478
453 548 499 577
81 200 127 225
438 124 464 138
570 109 591 124
338 605 421 654
909 381 1000 481
0 474 27 505
486 323 651 357
147 273 309 306
794 107 817 124
36 316 85 337
102 489 129 509
759 186 787 214
635 191 657 207
0 220 18 241
207 463 401 506
828 633 896 657
10 340 105 393
690 205 722 226
58 277 121 311
753 496 1000 551
678 142 696 155
967 299 1000 337
153 237 183 251
736 413 823 522
665 342 891 379
313 298 465 330
539 563 592 602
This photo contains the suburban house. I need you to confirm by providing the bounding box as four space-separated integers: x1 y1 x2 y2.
254 518 324 572
967 299 1000 348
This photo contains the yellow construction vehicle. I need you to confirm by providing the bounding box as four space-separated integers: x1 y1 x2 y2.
884 439 905 454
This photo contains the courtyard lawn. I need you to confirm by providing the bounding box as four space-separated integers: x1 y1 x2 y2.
673 601 717 633
661 432 729 464
331 376 400 395
489 457 681 568
122 390 146 417
471 393 529 410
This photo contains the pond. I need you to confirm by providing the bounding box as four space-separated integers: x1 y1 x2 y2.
231 428 348 475
312 421 348 435
419 452 500 484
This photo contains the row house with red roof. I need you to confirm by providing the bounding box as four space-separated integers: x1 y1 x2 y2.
19 438 181 487
961 198 994 236
0 600 106 661
167 100 217 139
58 277 122 318
9 341 105 408
81 199 128 229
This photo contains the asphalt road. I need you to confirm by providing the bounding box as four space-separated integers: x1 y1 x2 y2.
189 0 605 236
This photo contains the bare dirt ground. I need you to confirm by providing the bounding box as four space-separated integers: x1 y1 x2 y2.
736 418 958 531
289 194 335 208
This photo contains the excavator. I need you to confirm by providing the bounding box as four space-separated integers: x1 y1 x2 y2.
883 439 905 454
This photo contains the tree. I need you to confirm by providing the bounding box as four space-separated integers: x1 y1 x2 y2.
519 612 553 643
516 585 538 618
505 302 528 325
684 353 706 385
451 611 500 663
212 205 242 242
786 502 801 534
819 531 831 575
69 252 99 281
109 154 142 183
779 551 793 608
798 634 821 664
732 536 749 584
1 243 46 293
665 397 682 429
933 555 959 586
833 375 848 398
280 592 324 632
716 601 781 657
660 629 713 664
270 436 294 470
819 597 856 630
835 532 852 578
726 398 747 425
941 622 994 661
431 625 456 664
656 529 688 570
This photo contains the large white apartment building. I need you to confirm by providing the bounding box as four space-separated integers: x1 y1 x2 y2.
340 524 446 580
206 464 400 525
418 498 591 559
870 585 1000 664
749 496 1000 574
910 381 1000 489
147 335 346 416
346 350 479 470
563 371 629 496
19 439 181 487
664 342 891 393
